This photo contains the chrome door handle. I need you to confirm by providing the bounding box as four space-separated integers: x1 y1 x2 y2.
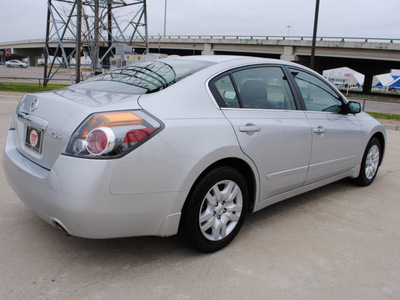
313 126 326 134
239 125 261 133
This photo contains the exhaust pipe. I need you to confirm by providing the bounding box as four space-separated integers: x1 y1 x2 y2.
52 220 71 237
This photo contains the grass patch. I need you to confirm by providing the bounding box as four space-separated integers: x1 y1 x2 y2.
366 111 400 121
0 82 70 93
341 90 400 101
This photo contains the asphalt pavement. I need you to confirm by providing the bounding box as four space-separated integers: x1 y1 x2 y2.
354 98 400 115
0 92 400 299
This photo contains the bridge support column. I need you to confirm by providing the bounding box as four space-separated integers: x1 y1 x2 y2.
280 46 297 62
29 55 43 67
202 44 214 55
13 48 43 67
363 73 373 94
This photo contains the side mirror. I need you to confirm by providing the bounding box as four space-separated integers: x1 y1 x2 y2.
347 101 361 114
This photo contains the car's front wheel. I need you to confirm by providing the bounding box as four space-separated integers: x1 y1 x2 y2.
179 167 249 252
355 137 381 186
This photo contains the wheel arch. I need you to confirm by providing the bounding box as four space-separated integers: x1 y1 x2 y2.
371 131 385 166
181 157 258 215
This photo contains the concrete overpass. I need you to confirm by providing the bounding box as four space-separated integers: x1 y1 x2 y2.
1 35 400 92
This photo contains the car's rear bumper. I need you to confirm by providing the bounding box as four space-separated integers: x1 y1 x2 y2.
3 130 182 239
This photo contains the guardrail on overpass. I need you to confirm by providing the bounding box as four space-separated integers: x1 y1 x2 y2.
149 35 400 44
1 36 400 45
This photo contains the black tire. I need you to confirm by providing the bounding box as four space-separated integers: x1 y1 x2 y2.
354 137 381 186
7 64 11 68
20 65 24 68
179 166 249 253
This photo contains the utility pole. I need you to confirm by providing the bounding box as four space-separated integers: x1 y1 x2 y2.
107 0 112 68
163 0 167 37
310 0 320 70
144 0 149 53
75 0 82 83
43 0 52 87
92 0 100 74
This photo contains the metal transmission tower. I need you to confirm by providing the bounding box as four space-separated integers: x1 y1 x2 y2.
43 0 149 86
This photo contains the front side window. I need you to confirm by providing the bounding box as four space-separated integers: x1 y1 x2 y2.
290 69 343 113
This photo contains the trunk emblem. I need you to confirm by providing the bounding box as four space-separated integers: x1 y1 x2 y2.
51 132 62 140
30 99 40 112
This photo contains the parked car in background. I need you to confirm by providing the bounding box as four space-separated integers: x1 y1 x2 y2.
3 56 386 252
6 60 28 68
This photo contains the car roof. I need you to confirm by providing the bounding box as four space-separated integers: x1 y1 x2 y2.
169 55 306 70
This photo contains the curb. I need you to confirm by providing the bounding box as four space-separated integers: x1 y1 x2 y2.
382 124 399 131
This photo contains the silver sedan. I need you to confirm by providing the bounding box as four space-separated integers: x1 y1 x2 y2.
3 56 385 252
6 59 28 68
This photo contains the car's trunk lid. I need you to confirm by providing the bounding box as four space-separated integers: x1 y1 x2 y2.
13 88 142 170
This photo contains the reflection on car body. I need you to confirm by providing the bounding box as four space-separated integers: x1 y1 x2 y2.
3 56 385 252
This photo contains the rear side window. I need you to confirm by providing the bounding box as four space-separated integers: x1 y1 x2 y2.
233 67 296 110
210 66 296 110
290 69 343 113
212 75 240 108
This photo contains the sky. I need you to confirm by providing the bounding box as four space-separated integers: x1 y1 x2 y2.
0 0 399 43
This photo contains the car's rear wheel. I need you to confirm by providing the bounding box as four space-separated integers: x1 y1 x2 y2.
179 167 248 252
354 137 381 186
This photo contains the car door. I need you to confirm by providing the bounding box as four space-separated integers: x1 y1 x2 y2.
289 68 364 184
210 66 312 201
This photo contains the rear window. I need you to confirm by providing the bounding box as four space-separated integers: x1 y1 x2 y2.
77 59 215 94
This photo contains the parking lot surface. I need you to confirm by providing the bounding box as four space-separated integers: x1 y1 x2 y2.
0 92 399 299
0 65 79 85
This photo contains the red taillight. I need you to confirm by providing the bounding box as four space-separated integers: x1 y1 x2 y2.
87 129 108 155
65 111 162 158
123 128 156 143
86 127 117 156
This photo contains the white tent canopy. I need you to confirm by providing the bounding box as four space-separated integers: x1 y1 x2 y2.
345 73 364 86
373 74 395 87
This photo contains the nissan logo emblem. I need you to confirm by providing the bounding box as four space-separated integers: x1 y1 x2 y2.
30 99 39 112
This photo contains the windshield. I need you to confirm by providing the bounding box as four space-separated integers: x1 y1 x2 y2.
77 59 215 93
